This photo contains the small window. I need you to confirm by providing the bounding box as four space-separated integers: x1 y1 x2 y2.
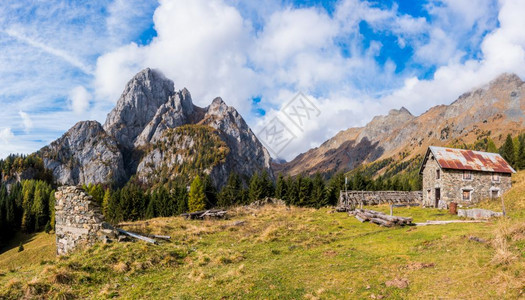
463 171 472 180
492 173 500 182
436 169 440 179
427 189 431 200
462 190 472 201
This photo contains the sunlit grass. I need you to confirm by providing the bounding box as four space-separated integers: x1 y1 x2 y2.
0 172 523 299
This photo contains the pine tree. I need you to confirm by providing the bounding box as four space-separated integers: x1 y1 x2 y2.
260 170 274 198
145 195 156 219
501 134 516 167
486 138 498 153
275 173 286 200
188 175 206 212
298 176 312 206
517 137 525 170
285 176 299 206
203 175 217 208
218 173 242 207
175 186 189 215
102 189 111 218
310 173 327 208
248 173 264 202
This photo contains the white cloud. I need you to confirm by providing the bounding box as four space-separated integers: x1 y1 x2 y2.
0 128 14 144
69 86 91 114
2 0 525 162
18 111 33 133
5 27 94 75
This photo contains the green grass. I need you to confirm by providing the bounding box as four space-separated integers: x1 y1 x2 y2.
0 205 523 299
0 231 55 271
1 172 524 299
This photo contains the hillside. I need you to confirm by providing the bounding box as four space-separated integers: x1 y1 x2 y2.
276 73 525 177
1 172 523 299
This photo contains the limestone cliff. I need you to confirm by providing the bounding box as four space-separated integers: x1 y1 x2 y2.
39 68 273 187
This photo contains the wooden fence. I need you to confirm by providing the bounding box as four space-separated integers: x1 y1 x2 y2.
338 190 422 208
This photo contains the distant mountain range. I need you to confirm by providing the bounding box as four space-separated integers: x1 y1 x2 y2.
38 68 272 188
274 73 525 177
35 71 525 187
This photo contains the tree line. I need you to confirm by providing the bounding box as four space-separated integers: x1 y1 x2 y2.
1 132 523 242
0 180 55 244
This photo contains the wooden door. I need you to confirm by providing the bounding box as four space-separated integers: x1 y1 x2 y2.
435 188 441 208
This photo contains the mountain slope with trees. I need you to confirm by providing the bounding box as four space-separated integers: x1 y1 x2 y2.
275 73 525 178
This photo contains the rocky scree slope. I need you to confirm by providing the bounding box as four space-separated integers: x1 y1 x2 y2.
40 68 272 187
275 73 525 176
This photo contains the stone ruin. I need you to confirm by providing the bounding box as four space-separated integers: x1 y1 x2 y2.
55 186 118 255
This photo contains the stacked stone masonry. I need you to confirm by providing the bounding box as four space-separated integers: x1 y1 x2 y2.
338 191 422 208
55 186 115 255
421 154 512 208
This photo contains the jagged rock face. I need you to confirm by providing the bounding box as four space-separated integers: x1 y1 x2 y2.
104 68 175 149
276 73 525 176
200 97 273 185
134 88 196 147
39 121 126 185
39 68 273 187
134 96 273 187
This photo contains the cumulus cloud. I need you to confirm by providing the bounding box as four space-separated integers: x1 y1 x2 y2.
69 86 91 114
0 128 14 144
18 111 33 133
3 0 525 161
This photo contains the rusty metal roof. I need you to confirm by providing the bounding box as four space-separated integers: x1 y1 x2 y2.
427 146 516 174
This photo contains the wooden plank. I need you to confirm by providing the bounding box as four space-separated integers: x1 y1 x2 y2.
117 228 158 244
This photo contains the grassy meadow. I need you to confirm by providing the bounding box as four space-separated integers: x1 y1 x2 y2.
0 174 524 299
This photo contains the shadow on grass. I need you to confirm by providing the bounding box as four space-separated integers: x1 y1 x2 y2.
0 232 41 255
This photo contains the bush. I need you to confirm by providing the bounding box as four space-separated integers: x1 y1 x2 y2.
18 242 24 252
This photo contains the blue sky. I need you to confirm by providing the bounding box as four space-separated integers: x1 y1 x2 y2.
1 0 524 160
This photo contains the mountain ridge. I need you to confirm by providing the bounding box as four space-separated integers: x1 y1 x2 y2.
275 73 525 177
40 68 273 188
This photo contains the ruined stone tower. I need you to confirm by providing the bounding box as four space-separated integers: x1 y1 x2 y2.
54 186 115 255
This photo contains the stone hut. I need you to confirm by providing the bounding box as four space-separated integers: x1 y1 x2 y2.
55 186 116 255
419 146 515 208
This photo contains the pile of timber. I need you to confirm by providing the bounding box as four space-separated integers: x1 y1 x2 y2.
181 209 227 220
348 209 413 227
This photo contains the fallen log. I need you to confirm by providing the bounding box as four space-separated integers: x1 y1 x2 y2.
355 214 367 223
181 209 228 220
116 228 157 244
370 217 393 227
350 209 412 227
151 234 171 240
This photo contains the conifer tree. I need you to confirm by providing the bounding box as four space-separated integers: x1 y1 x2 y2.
203 175 218 208
486 138 498 153
249 173 264 202
310 173 327 208
501 134 516 166
517 136 525 170
275 173 286 200
261 170 274 198
188 175 206 212
218 173 242 207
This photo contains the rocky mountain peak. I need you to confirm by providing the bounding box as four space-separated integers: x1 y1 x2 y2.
207 97 228 115
39 120 126 185
489 73 523 88
103 68 175 149
179 88 194 114
38 68 274 188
